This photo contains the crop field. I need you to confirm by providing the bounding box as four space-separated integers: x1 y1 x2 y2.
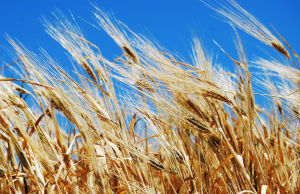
0 1 299 193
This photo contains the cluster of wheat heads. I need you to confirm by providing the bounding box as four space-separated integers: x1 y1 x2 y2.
0 1 299 193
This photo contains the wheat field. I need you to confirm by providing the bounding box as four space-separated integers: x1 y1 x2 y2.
0 1 299 193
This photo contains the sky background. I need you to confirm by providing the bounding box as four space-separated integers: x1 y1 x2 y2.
0 0 300 108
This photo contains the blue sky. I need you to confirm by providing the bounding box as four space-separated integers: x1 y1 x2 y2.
0 0 300 106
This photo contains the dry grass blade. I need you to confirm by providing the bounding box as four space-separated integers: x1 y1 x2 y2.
210 154 234 179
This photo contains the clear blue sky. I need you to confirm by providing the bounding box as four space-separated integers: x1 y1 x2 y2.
0 0 300 104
